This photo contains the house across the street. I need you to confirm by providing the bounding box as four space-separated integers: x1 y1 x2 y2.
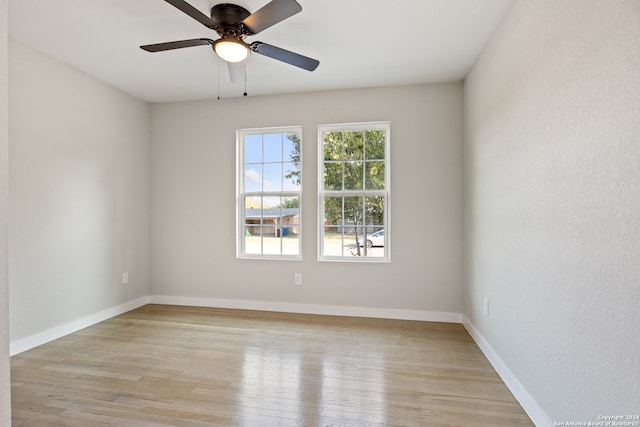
244 208 299 236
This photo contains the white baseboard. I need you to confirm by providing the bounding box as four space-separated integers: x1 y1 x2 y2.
10 296 150 356
149 295 463 323
462 316 552 427
9 296 460 356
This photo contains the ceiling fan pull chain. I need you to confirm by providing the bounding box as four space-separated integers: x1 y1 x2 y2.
217 57 221 100
244 61 248 97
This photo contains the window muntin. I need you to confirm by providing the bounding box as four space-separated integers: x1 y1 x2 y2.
238 127 302 259
319 122 390 261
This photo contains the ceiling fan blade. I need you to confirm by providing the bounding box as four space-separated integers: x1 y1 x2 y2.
164 0 217 29
141 38 214 52
241 0 302 35
228 61 246 83
251 42 319 71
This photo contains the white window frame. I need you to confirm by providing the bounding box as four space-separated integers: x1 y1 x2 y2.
237 126 303 260
318 121 390 262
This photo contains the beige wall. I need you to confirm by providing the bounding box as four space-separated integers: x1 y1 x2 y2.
6 41 464 348
464 0 640 423
150 84 464 312
0 0 10 423
8 40 151 342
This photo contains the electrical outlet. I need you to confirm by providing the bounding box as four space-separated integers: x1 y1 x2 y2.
122 272 129 285
484 298 490 317
294 273 302 286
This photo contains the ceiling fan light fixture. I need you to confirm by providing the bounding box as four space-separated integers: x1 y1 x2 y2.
214 38 249 63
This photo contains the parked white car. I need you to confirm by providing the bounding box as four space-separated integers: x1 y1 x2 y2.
358 229 384 249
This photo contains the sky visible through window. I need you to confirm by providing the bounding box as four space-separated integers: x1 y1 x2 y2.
244 133 300 198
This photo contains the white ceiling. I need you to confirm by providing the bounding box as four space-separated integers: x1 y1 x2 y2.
8 0 513 103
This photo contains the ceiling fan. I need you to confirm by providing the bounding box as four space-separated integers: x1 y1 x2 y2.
140 0 320 84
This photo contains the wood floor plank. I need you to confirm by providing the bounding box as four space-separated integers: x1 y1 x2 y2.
11 304 533 426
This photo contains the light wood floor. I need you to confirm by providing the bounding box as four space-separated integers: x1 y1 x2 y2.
11 304 533 426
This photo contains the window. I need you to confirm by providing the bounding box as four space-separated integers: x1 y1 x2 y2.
318 122 390 261
237 127 302 259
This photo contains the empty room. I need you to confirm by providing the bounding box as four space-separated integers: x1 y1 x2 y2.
0 0 638 426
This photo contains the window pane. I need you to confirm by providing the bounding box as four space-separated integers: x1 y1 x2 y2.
263 235 281 255
353 226 367 247
365 130 385 160
323 163 342 190
279 196 300 209
344 131 364 160
244 195 262 209
365 161 385 190
282 234 300 256
244 226 261 255
284 134 300 163
263 163 282 191
283 162 301 191
324 131 343 161
263 133 282 163
343 196 364 226
364 196 385 227
262 196 280 208
323 196 343 227
244 165 263 192
245 134 262 164
323 227 344 257
244 196 263 225
344 162 364 190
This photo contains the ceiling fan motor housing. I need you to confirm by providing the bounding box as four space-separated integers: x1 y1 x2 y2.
211 3 251 36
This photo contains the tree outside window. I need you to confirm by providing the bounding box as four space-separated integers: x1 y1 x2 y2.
319 122 390 261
